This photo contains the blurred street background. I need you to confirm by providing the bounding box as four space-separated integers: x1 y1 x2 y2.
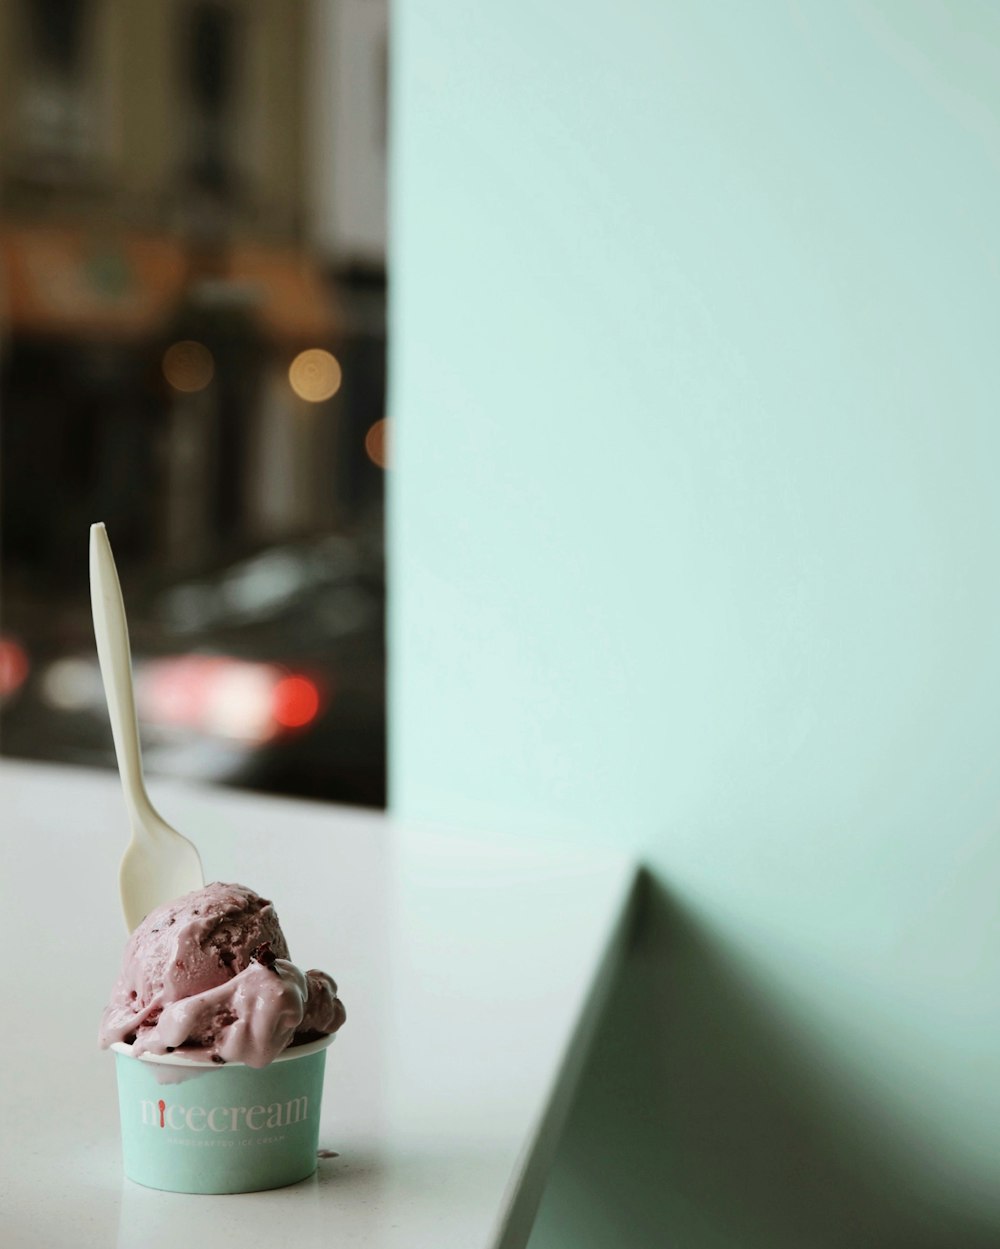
0 0 388 806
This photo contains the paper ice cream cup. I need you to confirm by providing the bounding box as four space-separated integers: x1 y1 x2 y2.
110 1035 334 1194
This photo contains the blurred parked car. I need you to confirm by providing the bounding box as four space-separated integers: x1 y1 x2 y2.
0 517 385 806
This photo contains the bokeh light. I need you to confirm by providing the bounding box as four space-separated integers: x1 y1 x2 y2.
289 348 342 402
203 662 279 742
138 656 319 743
0 636 30 698
364 417 390 469
162 340 215 393
272 675 321 728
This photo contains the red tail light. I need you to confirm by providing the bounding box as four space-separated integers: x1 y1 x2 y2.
139 657 324 742
0 636 30 698
272 675 321 728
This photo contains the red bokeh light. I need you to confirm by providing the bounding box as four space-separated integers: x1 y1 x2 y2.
272 675 321 728
0 636 30 697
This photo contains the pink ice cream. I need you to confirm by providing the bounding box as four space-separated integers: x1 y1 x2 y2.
99 882 345 1068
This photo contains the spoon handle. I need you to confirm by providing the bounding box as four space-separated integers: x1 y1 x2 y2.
90 523 153 827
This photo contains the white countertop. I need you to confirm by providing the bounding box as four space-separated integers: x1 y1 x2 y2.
0 761 639 1249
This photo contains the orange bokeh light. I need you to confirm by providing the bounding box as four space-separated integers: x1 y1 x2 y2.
289 349 342 402
364 418 390 469
162 340 214 393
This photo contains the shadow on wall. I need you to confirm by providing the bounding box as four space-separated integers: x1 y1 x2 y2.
529 877 999 1249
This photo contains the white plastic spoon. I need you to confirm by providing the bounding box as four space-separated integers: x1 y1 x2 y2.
90 522 204 931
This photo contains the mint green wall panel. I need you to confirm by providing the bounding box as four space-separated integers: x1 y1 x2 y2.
391 4 1000 1243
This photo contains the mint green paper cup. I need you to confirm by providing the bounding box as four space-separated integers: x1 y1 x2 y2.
110 1035 333 1194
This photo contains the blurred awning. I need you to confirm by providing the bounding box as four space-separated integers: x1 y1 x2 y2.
1 226 186 340
226 243 339 342
0 226 339 344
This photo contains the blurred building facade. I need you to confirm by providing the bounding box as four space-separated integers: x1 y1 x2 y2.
0 1 313 241
0 0 383 574
0 0 389 805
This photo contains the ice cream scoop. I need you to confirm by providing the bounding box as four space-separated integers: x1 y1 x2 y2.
90 522 204 931
100 882 346 1068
